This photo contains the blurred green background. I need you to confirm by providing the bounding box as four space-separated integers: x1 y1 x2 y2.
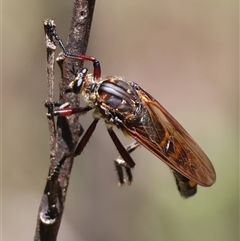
2 1 238 241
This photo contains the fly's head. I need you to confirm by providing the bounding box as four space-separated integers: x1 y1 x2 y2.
65 67 90 95
65 67 97 106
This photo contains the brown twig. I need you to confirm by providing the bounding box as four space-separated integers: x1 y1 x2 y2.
34 1 96 240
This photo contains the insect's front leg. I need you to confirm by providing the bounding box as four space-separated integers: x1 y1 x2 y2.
44 19 101 79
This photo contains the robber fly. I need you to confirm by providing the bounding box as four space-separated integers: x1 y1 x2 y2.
44 20 216 198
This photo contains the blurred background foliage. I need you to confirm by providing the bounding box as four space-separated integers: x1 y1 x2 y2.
2 1 238 241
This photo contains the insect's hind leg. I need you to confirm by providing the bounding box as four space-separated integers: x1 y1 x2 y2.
114 141 140 185
49 118 99 180
45 101 96 179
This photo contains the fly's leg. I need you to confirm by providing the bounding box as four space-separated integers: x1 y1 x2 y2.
107 116 140 185
44 19 101 79
107 127 136 168
50 106 92 117
107 126 137 185
49 118 99 179
114 142 140 185
46 103 97 179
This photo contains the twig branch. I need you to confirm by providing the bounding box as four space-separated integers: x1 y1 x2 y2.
44 20 57 172
34 1 96 240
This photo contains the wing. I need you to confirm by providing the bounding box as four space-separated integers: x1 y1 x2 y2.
122 87 216 187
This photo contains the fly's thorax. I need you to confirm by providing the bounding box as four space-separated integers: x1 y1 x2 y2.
95 77 142 121
81 74 100 106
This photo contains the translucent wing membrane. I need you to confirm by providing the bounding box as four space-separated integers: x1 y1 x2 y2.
122 86 216 187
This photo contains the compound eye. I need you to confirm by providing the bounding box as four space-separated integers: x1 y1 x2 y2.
72 68 88 94
73 77 83 94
